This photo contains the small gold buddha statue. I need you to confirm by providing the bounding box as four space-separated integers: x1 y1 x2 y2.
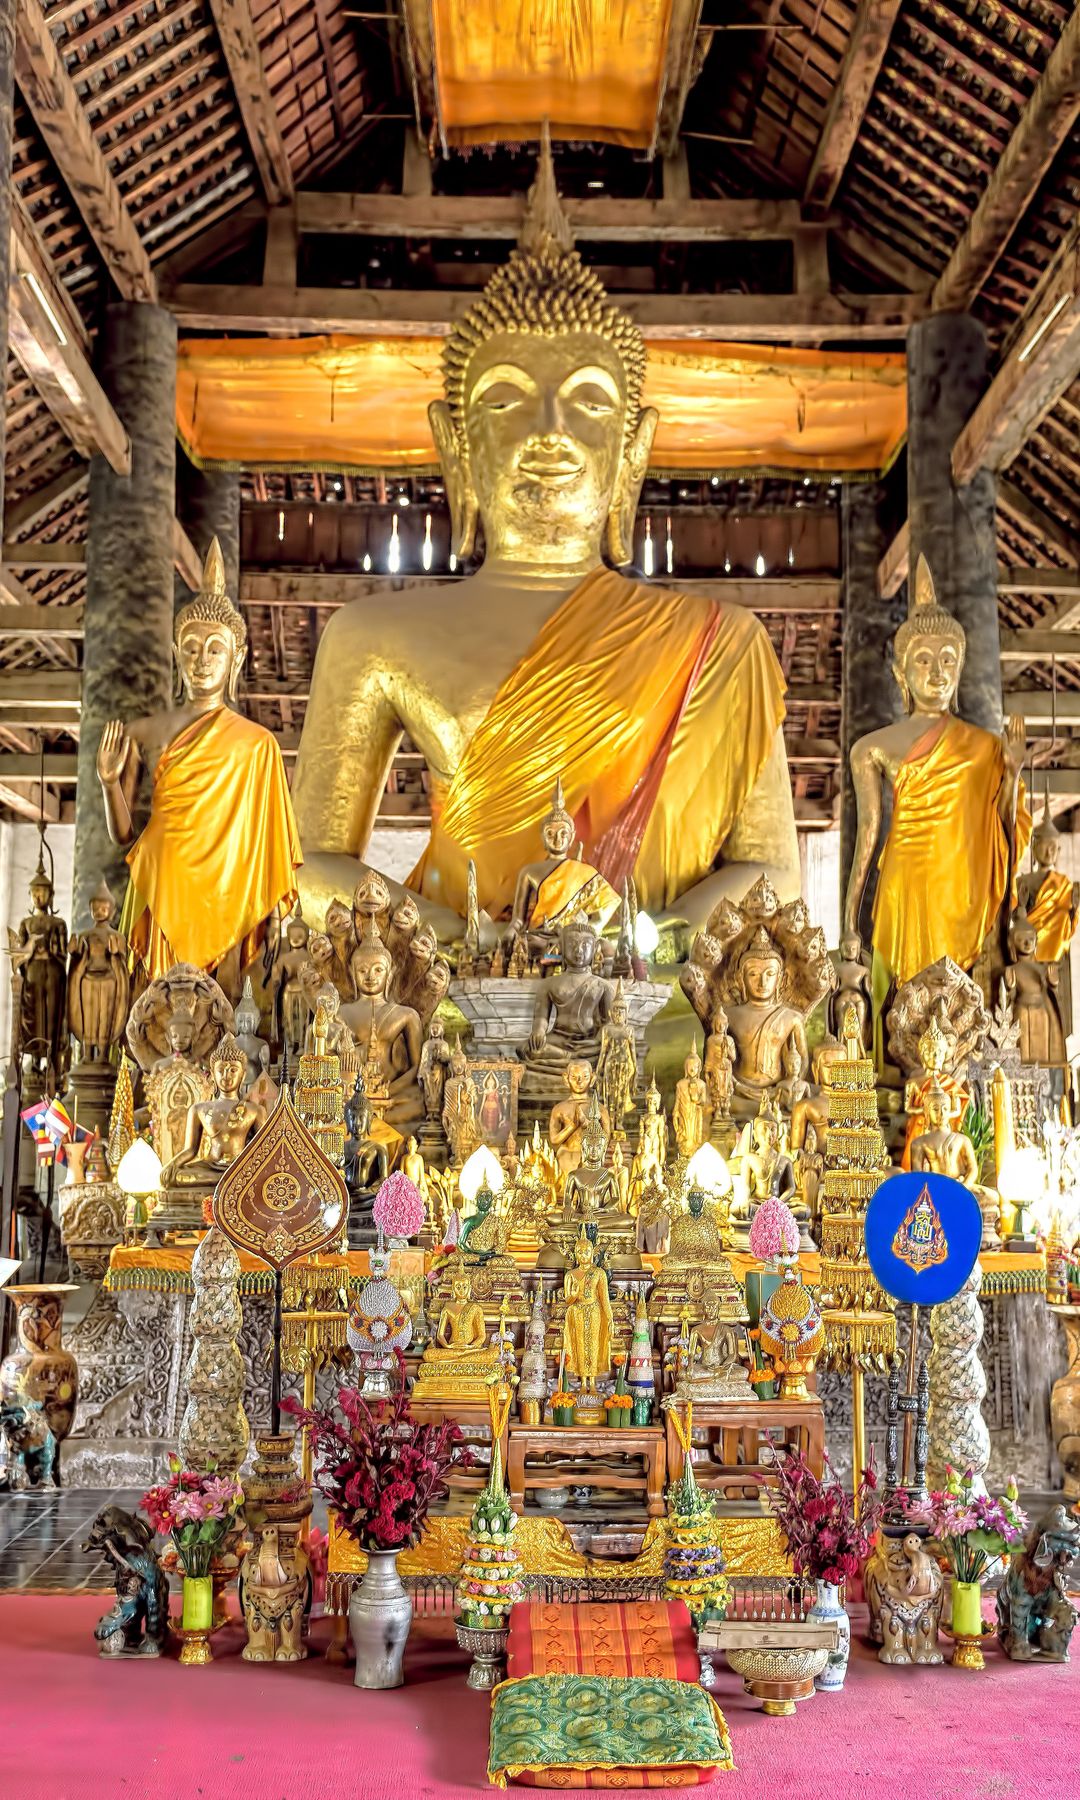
1016 799 1079 965
504 778 619 963
670 1291 752 1404
161 1032 266 1187
1004 911 1067 1067
562 1092 621 1221
442 1040 481 1166
9 848 68 1080
724 929 809 1116
909 1081 979 1188
829 932 872 1048
596 977 637 1132
648 1188 746 1325
548 1058 610 1178
292 140 797 938
337 917 423 1129
67 876 129 1065
96 537 301 995
672 1043 710 1158
845 555 1029 987
703 1005 735 1119
539 1091 641 1274
629 1076 668 1208
563 1229 613 1420
268 904 310 1057
412 1261 501 1401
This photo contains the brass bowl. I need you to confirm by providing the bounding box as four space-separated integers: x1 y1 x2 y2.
726 1644 829 1716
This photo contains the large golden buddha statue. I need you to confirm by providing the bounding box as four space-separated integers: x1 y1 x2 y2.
845 556 1029 990
97 539 301 995
292 146 798 937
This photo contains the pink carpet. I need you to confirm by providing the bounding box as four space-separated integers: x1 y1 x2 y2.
0 1595 1074 1799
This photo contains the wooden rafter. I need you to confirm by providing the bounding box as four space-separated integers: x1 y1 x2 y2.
803 0 904 214
952 224 1080 484
295 192 808 241
932 8 1080 314
13 0 157 302
205 0 294 206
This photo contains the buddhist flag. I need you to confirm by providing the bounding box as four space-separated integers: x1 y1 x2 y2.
19 1100 53 1163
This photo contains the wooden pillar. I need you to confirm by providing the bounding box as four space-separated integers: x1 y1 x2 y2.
175 454 240 607
841 482 906 924
0 0 16 539
74 303 177 927
907 313 1001 731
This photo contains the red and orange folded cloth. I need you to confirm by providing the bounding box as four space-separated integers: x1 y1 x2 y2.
488 1602 734 1789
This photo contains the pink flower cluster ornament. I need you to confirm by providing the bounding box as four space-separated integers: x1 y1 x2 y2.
372 1171 426 1245
749 1194 800 1263
140 1458 244 1578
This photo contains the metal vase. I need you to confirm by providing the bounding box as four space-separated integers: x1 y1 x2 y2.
349 1549 413 1689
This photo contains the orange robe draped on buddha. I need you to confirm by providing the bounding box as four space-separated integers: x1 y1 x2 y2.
872 715 1030 986
409 568 786 918
123 707 302 980
1026 869 1076 964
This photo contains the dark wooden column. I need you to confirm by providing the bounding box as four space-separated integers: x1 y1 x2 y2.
0 0 16 538
841 482 906 925
907 313 1001 731
74 303 177 926
175 453 240 606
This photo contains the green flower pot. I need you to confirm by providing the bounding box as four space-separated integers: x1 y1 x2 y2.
552 1405 575 1427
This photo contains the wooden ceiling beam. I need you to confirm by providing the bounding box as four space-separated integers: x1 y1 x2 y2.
294 191 808 242
3 466 86 538
998 480 1080 567
932 8 1080 312
205 0 294 206
238 570 841 610
878 519 909 599
12 0 157 302
1 542 86 569
0 780 59 823
0 604 83 639
0 672 80 703
7 208 131 475
1004 689 1080 723
0 754 77 781
952 224 1080 483
167 283 922 341
803 0 904 214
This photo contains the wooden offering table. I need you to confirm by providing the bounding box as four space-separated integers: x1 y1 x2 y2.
507 1424 666 1518
665 1399 825 1500
411 1400 510 1497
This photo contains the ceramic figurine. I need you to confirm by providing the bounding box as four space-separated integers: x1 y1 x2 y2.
997 1506 1080 1662
0 1397 57 1490
82 1506 169 1657
864 1531 944 1665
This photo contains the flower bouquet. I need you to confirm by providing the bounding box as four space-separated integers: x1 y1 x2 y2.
604 1365 633 1428
550 1388 575 1427
749 1196 800 1266
141 1458 244 1636
372 1171 426 1251
284 1360 466 1550
898 1466 1027 1664
764 1448 885 1690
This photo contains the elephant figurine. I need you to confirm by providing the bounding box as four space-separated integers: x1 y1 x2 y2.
0 1397 57 1491
82 1506 169 1657
240 1520 309 1662
864 1530 944 1665
997 1505 1080 1663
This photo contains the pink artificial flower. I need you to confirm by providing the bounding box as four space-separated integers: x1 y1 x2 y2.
749 1196 800 1261
372 1171 426 1241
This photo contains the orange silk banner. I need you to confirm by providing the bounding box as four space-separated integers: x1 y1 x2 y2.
427 0 675 147
176 336 907 479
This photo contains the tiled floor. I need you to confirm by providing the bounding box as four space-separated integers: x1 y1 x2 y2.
0 1489 143 1593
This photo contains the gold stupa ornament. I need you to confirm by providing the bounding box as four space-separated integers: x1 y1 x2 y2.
213 1085 349 1270
891 1185 948 1275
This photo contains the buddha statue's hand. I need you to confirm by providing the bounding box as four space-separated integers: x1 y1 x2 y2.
96 719 131 786
1002 714 1026 775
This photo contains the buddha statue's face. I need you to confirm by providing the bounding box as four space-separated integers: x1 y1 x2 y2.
925 1093 948 1130
542 814 575 858
611 1000 629 1027
895 630 963 715
840 932 862 962
564 927 596 969
688 1189 706 1218
741 952 782 1003
1034 831 1059 869
782 1042 800 1077
711 1008 728 1035
355 948 392 998
89 896 112 925
461 331 628 561
574 1237 595 1267
1013 924 1037 959
175 618 239 703
450 1049 467 1075
475 1188 493 1215
287 922 307 949
566 1061 592 1098
30 878 51 912
645 1091 660 1114
451 1276 470 1303
167 1020 194 1056
212 1055 245 1097
685 1053 701 1078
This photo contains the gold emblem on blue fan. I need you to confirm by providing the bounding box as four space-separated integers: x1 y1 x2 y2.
891 1184 948 1274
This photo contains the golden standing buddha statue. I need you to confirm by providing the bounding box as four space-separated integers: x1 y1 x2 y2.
1016 799 1079 965
672 1043 710 1158
845 555 1029 992
96 538 301 996
504 778 619 961
562 1230 613 1414
292 144 797 938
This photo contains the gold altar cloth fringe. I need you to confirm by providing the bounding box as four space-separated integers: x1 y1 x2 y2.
324 1513 789 1614
177 338 907 479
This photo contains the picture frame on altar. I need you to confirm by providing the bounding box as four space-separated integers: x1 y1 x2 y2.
471 1058 521 1151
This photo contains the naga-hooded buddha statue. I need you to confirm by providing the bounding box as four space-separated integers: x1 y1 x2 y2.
96 538 301 995
292 146 798 937
844 555 1029 993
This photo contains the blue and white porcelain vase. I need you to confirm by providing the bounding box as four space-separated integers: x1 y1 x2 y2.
808 1580 850 1691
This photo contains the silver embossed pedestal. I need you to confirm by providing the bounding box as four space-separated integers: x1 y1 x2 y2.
450 976 670 1066
179 1227 250 1473
928 1260 990 1493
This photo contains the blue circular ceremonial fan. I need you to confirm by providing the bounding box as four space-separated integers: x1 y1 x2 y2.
864 1170 982 1308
